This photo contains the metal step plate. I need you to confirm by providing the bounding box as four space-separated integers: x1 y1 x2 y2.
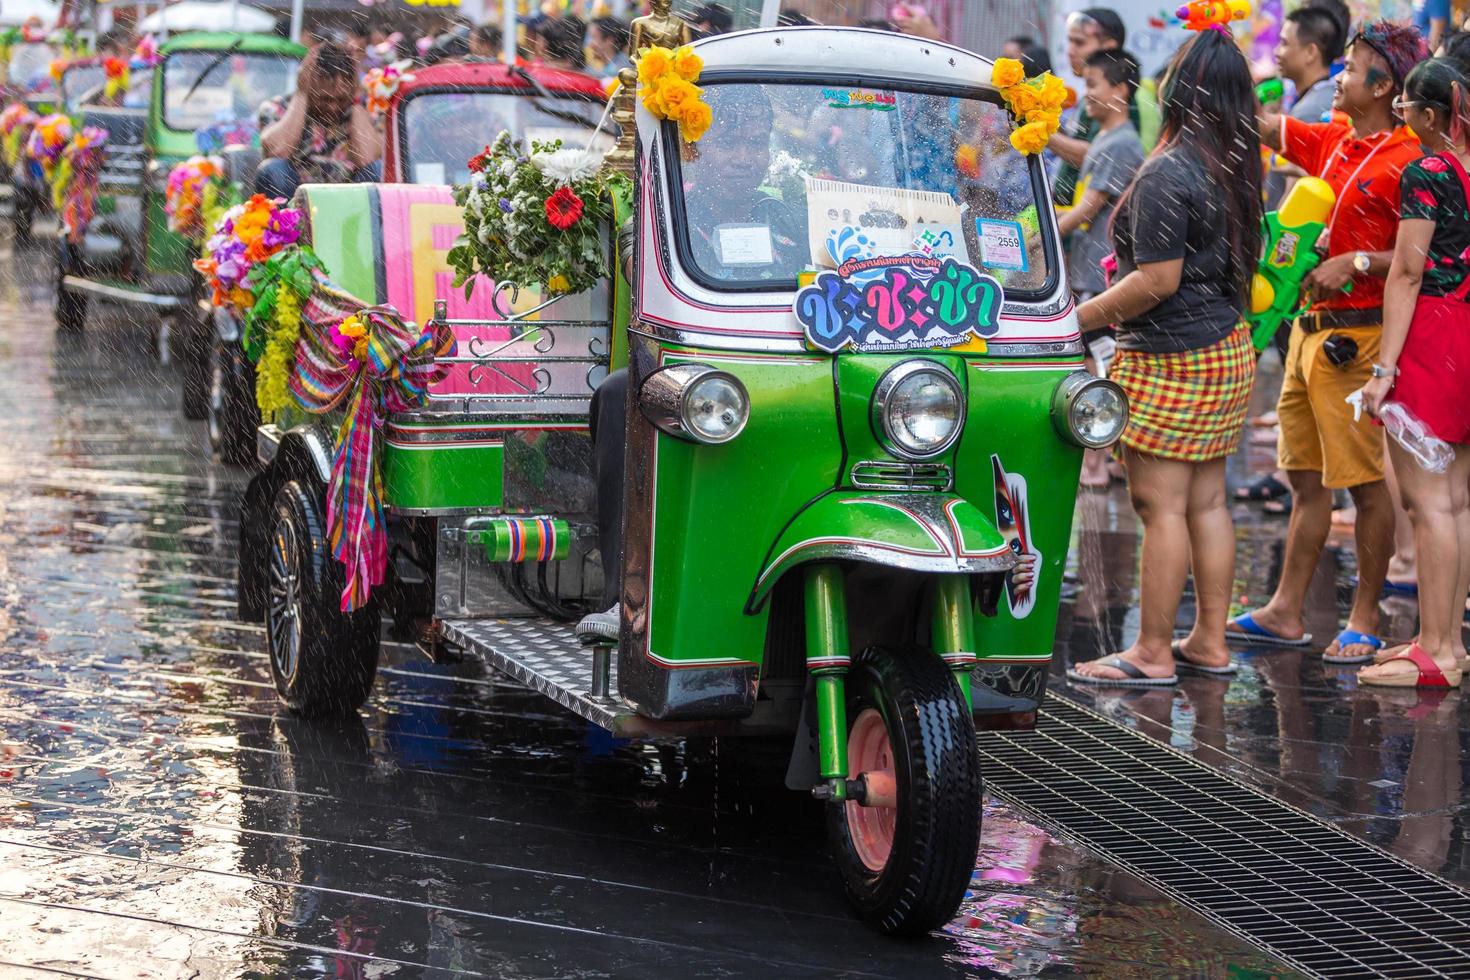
981 696 1470 979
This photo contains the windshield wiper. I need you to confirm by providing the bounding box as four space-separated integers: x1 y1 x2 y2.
509 64 600 131
182 39 244 105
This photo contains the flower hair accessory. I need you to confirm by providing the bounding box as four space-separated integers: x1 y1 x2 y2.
990 58 1068 155
636 44 713 144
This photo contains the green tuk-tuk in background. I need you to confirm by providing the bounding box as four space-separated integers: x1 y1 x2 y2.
54 34 302 398
235 26 1126 934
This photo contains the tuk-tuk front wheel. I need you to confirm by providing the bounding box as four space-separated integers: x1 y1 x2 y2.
827 645 981 936
266 480 380 717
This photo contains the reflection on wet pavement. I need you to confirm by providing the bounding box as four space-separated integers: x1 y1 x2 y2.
0 246 1294 977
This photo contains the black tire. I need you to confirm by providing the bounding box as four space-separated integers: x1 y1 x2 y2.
14 194 34 247
54 250 85 333
180 285 210 419
265 479 380 717
827 645 981 936
210 337 260 465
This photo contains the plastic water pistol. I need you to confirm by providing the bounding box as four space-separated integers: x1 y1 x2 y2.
1175 0 1252 31
1249 176 1336 351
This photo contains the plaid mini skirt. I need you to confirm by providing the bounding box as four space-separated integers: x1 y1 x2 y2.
1110 324 1255 462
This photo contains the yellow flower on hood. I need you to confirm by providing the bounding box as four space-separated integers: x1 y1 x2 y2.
991 57 1026 89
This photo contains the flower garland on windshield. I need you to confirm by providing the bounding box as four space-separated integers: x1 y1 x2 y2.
27 113 72 181
636 44 712 143
363 62 414 117
55 126 107 245
103 57 129 101
0 104 37 170
990 58 1067 155
448 131 626 297
165 155 226 240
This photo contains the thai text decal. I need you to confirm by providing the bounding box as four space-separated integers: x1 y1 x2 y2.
794 255 1004 353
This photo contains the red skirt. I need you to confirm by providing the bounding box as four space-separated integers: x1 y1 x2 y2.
1390 296 1470 445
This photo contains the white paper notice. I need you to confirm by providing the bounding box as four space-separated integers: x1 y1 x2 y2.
415 162 447 186
977 218 1027 271
717 224 774 265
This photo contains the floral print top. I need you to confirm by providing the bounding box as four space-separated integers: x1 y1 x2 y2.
1398 153 1470 299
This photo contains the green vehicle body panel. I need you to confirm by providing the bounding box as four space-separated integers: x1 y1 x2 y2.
298 184 380 300
960 359 1085 662
646 349 840 668
645 347 1084 672
383 443 504 511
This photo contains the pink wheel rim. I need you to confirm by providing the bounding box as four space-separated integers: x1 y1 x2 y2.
846 707 898 873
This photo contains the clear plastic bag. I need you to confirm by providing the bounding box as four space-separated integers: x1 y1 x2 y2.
1347 389 1454 473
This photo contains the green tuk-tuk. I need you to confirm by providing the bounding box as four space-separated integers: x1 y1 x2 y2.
236 26 1126 934
54 34 303 397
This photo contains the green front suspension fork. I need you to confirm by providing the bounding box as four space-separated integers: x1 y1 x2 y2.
804 563 850 800
804 566 978 801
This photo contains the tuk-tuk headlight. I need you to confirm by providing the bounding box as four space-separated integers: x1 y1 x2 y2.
639 363 750 445
873 360 964 459
1051 372 1128 448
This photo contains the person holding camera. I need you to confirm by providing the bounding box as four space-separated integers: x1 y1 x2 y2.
1236 22 1429 663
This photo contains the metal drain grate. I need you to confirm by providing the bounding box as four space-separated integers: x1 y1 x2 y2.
979 697 1470 979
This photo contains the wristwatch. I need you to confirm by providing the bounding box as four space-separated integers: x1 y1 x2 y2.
1371 363 1398 378
1353 251 1372 273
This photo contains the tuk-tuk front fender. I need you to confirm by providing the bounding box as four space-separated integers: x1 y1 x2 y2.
747 492 1016 613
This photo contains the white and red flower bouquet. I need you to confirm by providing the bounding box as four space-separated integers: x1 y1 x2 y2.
447 130 626 297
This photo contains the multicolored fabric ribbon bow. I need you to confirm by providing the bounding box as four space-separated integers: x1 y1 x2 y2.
289 281 455 610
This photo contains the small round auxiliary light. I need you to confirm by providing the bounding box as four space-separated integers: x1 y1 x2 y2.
639 363 751 445
1051 372 1128 449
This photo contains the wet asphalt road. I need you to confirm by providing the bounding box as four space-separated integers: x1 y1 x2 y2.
0 233 1369 978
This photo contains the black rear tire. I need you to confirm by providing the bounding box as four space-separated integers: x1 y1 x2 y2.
265 479 380 717
54 249 85 334
180 287 210 419
211 338 260 465
827 645 981 936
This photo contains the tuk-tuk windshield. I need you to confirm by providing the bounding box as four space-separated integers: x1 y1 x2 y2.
672 81 1051 295
401 90 612 186
162 51 299 132
62 66 106 109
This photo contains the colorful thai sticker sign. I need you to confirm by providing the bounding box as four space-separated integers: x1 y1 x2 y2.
794 254 1003 354
821 87 896 111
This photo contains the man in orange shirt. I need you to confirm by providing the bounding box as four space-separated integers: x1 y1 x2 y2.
1232 21 1428 663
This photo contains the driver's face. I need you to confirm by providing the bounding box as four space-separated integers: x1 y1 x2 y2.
697 125 771 192
310 76 355 122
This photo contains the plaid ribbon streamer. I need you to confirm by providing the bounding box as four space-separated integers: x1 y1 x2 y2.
289 269 456 610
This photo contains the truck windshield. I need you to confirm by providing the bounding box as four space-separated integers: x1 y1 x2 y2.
401 90 610 186
163 51 298 132
672 81 1051 295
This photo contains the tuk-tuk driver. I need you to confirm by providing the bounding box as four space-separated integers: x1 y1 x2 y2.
577 86 805 642
255 43 382 200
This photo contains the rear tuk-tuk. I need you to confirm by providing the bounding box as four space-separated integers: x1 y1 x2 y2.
5 57 109 242
203 60 607 465
235 26 1124 934
52 32 303 346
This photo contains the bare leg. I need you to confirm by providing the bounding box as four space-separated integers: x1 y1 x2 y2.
1383 445 1418 586
1330 479 1393 660
1073 450 1194 680
1359 446 1461 681
1178 456 1233 668
1235 467 1331 639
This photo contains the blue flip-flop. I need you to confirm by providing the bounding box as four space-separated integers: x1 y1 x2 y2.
1224 612 1313 648
1322 628 1384 665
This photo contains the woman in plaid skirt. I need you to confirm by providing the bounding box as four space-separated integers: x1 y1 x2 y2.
1067 29 1261 687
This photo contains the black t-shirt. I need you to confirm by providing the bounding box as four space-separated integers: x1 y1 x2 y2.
1398 154 1470 299
1111 150 1243 353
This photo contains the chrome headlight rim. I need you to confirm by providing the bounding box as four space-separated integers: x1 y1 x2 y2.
871 359 965 461
639 362 751 445
1050 371 1128 449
